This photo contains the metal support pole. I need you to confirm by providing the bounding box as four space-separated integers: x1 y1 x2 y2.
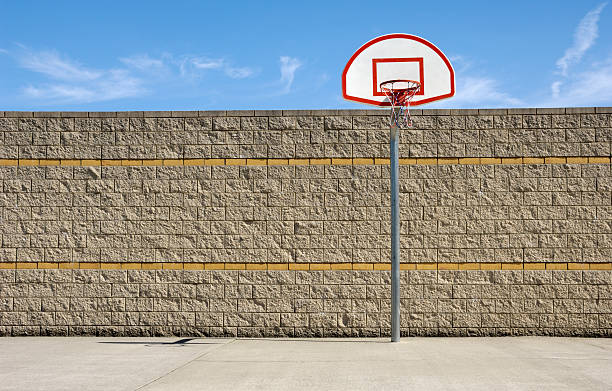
390 121 401 342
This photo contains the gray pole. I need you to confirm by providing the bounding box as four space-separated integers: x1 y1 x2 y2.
390 120 401 342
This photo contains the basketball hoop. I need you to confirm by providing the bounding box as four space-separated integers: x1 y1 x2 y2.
344 34 455 343
380 79 421 128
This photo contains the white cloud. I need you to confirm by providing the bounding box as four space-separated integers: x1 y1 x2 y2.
430 55 520 108
94 69 144 100
556 2 607 76
544 57 612 106
120 54 164 70
169 55 254 79
19 50 102 81
224 66 253 79
548 3 611 106
12 48 257 104
16 49 144 103
449 76 522 107
22 71 144 103
24 85 92 100
279 56 301 93
7 45 257 104
551 81 562 99
570 59 612 104
191 57 224 70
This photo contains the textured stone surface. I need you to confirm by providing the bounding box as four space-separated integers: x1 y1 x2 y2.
0 269 609 337
1 162 611 263
2 109 612 337
0 110 610 159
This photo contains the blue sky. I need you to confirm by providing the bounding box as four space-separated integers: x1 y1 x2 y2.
0 1 611 110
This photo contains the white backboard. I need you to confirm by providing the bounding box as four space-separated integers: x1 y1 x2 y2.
342 34 455 106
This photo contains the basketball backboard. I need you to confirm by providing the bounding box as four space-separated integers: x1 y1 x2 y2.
342 34 455 106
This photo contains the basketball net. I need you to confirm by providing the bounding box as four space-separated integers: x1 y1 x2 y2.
380 80 421 128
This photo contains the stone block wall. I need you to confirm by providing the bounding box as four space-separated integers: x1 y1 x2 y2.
1 268 610 337
0 108 610 337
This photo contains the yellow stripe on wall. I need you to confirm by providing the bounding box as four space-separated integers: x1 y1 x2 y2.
0 157 610 167
1 262 610 271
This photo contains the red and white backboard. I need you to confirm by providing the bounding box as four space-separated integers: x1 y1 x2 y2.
342 34 455 106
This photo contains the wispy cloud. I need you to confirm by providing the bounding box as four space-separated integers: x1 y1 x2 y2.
23 70 142 103
6 47 258 104
441 3 609 108
191 57 224 70
279 56 301 93
555 2 607 77
450 76 522 107
19 50 102 81
125 54 255 80
120 54 164 71
15 48 144 103
224 66 253 79
545 57 612 106
549 3 609 104
433 55 520 108
568 58 612 104
551 81 562 99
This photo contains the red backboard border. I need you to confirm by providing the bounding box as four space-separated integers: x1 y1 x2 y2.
342 33 455 107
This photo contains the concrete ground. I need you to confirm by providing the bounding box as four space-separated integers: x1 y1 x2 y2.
0 337 611 391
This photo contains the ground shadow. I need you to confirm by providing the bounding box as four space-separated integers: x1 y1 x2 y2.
98 337 391 345
98 338 223 346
